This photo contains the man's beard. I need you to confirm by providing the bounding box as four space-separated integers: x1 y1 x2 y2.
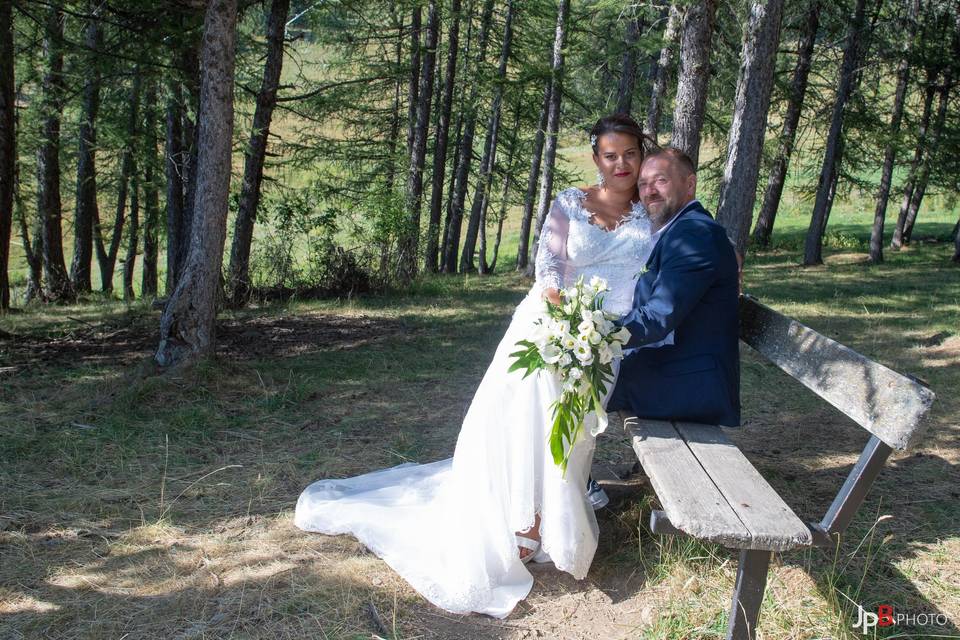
647 202 679 229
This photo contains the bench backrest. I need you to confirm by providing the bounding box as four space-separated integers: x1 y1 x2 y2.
738 295 935 450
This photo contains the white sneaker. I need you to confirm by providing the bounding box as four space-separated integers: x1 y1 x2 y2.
587 477 609 510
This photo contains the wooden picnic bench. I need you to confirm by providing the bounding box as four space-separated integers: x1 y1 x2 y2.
621 294 936 640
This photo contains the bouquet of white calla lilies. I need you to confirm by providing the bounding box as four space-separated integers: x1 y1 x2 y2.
508 276 631 475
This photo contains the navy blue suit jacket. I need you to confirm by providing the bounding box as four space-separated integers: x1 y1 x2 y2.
607 201 741 426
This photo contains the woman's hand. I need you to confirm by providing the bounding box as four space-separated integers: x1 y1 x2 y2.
543 288 562 306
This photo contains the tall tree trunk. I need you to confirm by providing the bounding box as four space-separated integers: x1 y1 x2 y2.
488 102 521 273
891 74 936 250
37 4 71 301
515 81 550 270
752 1 820 248
385 18 403 194
442 0 495 273
527 0 571 277
868 0 918 262
142 80 160 298
645 2 681 142
122 170 140 301
670 0 717 168
96 74 141 293
399 0 439 280
902 78 951 244
165 82 185 295
381 18 404 275
156 0 237 367
15 130 42 302
801 0 867 265
715 0 785 257
461 0 514 273
22 197 44 301
178 38 202 285
405 8 422 163
440 112 465 270
70 5 100 294
616 10 642 115
439 1 476 271
227 0 290 304
0 0 13 310
424 0 461 273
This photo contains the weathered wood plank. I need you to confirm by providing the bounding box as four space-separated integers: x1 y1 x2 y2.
628 417 752 546
739 295 935 450
675 422 812 551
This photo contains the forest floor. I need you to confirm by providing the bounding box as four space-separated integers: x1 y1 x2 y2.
2 233 959 639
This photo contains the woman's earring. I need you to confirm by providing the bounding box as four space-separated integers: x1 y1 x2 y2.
596 170 605 188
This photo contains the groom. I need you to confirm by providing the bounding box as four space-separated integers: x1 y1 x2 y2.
607 147 741 427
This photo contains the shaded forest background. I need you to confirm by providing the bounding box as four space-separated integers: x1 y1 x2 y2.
0 0 958 365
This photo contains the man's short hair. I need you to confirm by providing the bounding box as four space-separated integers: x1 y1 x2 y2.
644 146 696 176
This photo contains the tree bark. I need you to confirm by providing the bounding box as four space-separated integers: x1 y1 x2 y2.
177 38 202 286
441 0 495 273
164 82 185 295
488 102 521 274
527 0 571 277
156 0 237 367
868 0 918 262
715 0 785 257
902 78 951 244
37 4 71 301
0 0 13 310
645 2 681 142
670 0 717 168
439 2 476 271
616 10 643 115
142 80 160 299
70 4 101 294
398 0 439 280
227 0 290 304
95 74 141 294
15 133 42 302
890 72 936 250
802 0 867 266
460 0 514 273
122 168 139 301
424 0 461 273
515 81 550 270
385 17 403 195
22 192 44 302
752 1 820 248
405 7 421 163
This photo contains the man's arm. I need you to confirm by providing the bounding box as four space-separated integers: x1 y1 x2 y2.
621 222 719 349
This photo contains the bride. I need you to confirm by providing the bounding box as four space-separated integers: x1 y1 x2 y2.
295 114 657 618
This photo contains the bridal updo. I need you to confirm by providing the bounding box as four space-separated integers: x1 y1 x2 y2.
588 114 655 156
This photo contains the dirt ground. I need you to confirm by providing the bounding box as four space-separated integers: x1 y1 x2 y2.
2 305 958 640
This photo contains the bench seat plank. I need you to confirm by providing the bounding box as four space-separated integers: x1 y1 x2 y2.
629 418 752 545
674 422 813 551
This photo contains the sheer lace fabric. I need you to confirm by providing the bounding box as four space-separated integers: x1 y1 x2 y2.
295 187 654 618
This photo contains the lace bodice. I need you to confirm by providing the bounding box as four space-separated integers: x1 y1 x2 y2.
535 187 654 316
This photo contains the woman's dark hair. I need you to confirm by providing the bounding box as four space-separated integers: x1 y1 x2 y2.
589 114 655 155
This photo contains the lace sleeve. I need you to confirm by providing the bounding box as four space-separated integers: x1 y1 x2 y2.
534 197 570 291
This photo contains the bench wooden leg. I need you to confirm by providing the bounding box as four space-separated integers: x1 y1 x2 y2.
726 549 771 640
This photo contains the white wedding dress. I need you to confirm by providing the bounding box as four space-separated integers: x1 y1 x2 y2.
295 188 654 618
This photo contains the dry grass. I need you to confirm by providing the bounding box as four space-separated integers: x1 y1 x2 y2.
2 240 959 639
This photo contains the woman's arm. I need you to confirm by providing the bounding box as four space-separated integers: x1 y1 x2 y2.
534 198 570 303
